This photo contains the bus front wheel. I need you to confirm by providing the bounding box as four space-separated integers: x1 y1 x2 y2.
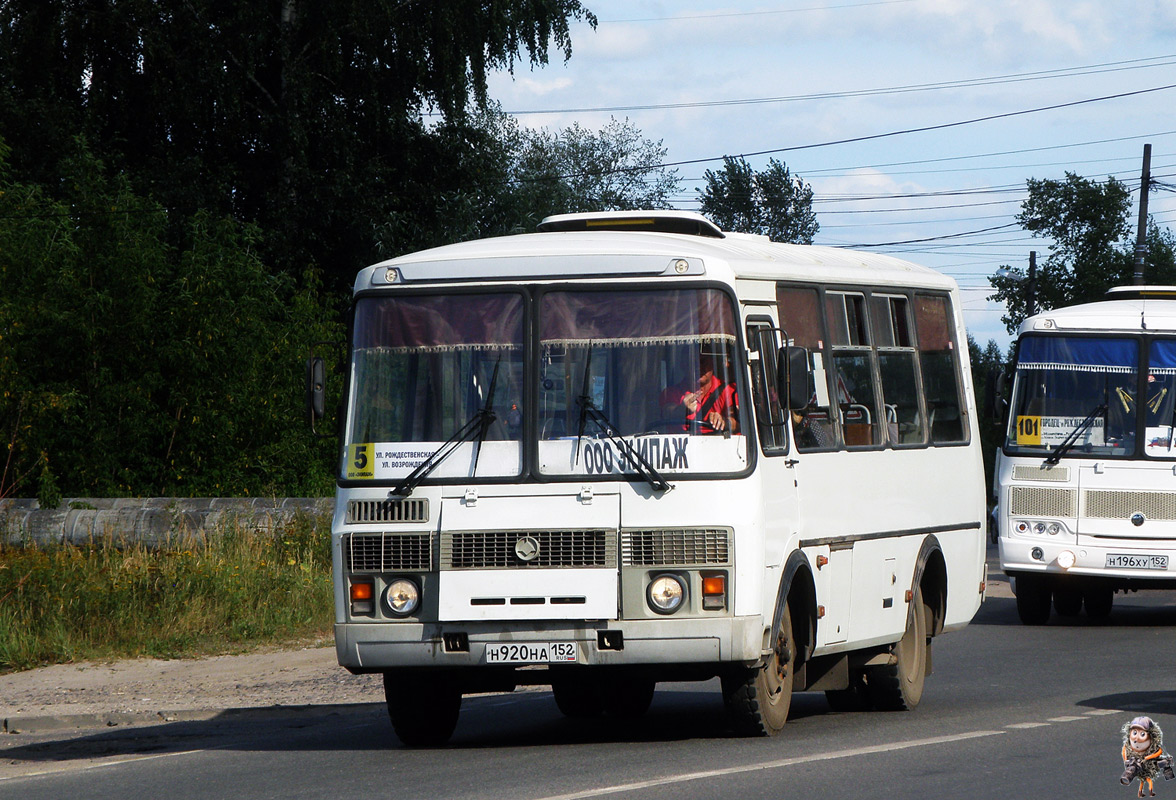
723 599 795 736
383 671 461 747
1014 574 1052 625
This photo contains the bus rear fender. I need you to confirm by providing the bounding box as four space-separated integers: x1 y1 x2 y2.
912 535 947 638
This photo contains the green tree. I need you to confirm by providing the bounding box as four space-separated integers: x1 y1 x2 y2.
0 142 341 499
373 113 683 253
697 156 819 243
989 173 1176 332
0 0 597 288
511 118 681 223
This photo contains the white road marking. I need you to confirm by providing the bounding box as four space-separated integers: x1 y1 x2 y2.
1047 716 1087 722
1005 722 1051 729
1084 709 1123 716
531 730 1006 800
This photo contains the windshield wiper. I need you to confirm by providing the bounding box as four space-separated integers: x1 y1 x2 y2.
1045 403 1106 465
391 359 500 497
576 394 671 493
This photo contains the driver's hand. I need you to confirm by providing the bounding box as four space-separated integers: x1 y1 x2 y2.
705 410 726 431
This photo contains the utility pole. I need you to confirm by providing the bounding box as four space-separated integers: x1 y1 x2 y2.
1133 143 1152 285
1027 250 1037 317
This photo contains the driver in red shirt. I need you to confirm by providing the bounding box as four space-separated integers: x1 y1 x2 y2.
667 354 739 434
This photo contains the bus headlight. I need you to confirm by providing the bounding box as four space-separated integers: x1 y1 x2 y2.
1057 550 1076 570
385 578 421 617
647 574 686 614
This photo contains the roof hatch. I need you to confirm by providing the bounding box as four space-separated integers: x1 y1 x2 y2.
537 210 725 238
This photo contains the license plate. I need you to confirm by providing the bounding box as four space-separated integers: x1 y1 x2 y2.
484 642 577 664
1105 553 1169 570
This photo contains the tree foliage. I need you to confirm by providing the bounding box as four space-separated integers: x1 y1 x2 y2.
0 0 597 288
372 113 682 254
697 156 819 243
0 143 341 500
989 172 1176 332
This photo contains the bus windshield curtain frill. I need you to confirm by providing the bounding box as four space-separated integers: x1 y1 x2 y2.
352 294 524 352
540 288 736 346
1016 336 1137 374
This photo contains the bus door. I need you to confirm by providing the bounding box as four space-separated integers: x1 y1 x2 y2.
747 318 802 580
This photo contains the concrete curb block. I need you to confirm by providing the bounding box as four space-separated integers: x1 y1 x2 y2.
2 702 382 735
0 497 334 547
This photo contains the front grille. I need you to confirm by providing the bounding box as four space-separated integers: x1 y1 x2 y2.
1009 486 1077 518
621 529 731 566
1084 490 1176 520
347 532 433 571
441 530 615 569
1011 465 1070 482
346 498 428 524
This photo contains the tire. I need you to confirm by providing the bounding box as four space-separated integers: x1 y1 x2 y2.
1014 574 1052 625
603 678 656 719
384 672 461 747
867 586 928 711
1084 586 1114 619
723 599 795 736
1053 587 1083 617
552 677 604 718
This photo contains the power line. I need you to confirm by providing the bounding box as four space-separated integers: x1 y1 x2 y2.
501 55 1176 116
594 0 918 24
797 129 1176 176
550 83 1176 178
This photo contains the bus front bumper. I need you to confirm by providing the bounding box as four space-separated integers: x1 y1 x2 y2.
1000 536 1176 583
336 616 765 672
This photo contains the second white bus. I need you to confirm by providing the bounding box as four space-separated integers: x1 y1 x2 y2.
996 286 1176 623
309 210 988 745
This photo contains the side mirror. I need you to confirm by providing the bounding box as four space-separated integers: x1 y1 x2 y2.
778 345 813 411
988 368 1007 423
305 356 325 427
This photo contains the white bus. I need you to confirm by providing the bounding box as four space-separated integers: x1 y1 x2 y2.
996 286 1176 624
308 210 987 746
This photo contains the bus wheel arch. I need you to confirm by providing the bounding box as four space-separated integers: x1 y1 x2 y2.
913 536 947 638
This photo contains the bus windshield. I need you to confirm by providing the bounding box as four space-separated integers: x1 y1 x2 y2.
344 292 526 481
1005 335 1176 459
341 287 748 483
536 287 747 478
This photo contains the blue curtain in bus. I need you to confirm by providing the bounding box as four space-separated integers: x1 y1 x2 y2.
1149 339 1176 374
1017 336 1137 373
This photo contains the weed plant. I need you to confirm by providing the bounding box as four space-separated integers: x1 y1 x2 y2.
0 511 333 672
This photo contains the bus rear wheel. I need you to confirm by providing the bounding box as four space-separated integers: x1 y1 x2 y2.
1084 586 1114 619
552 676 603 718
1014 574 1051 625
603 678 656 718
383 671 461 747
1053 587 1083 617
723 599 795 736
867 586 928 711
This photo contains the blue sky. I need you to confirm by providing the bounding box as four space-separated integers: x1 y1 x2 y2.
486 0 1176 349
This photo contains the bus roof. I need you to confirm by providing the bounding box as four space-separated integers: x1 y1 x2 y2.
359 211 957 294
1018 286 1176 336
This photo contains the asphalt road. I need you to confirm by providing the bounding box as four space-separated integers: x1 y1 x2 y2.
5 550 1176 800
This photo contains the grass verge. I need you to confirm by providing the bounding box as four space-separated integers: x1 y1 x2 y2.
0 511 333 673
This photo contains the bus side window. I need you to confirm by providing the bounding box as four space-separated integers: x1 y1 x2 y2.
872 294 926 446
777 285 837 451
914 294 967 444
747 321 787 453
827 291 882 447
